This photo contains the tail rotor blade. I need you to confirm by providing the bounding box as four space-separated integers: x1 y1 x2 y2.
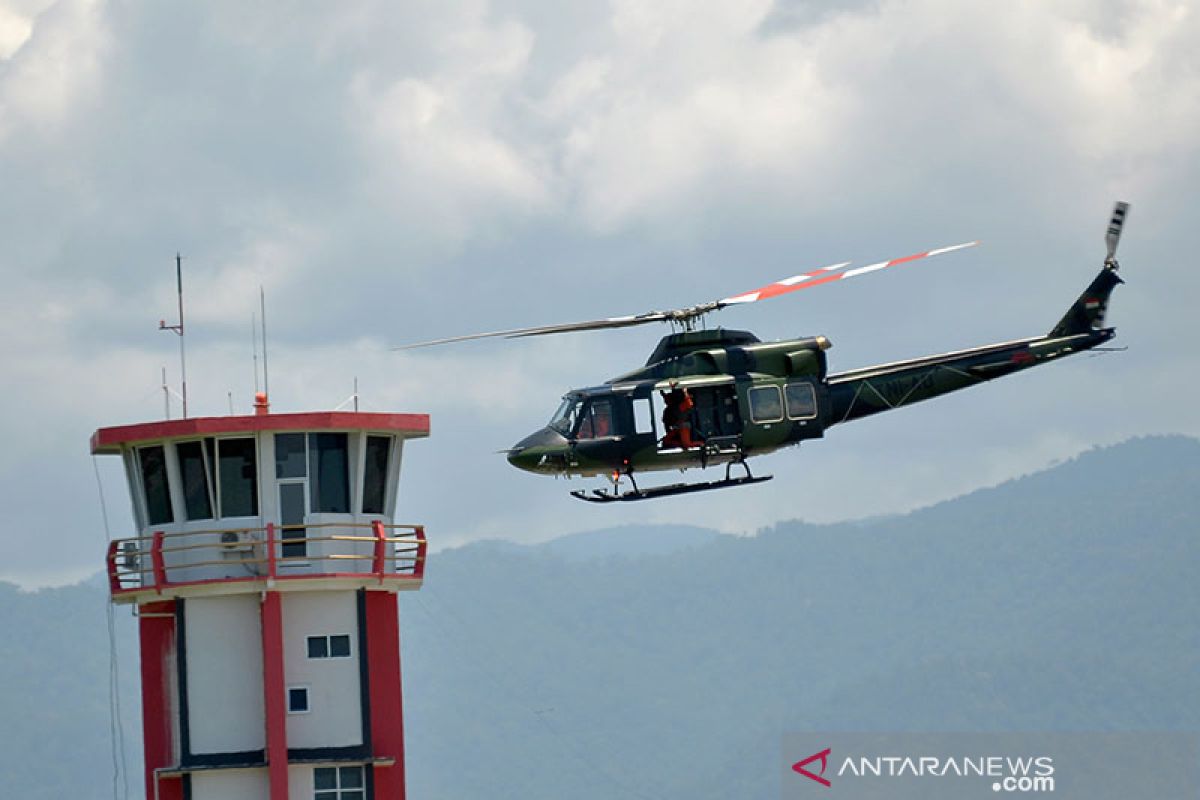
1105 201 1129 264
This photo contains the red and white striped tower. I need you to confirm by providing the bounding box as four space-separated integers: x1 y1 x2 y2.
93 395 429 800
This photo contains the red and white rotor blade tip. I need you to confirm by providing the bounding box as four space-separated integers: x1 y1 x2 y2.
719 241 979 307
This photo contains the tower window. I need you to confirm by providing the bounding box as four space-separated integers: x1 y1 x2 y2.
287 686 310 714
216 437 259 517
310 433 350 513
137 445 174 525
314 766 365 800
361 436 392 514
307 634 352 659
177 440 214 520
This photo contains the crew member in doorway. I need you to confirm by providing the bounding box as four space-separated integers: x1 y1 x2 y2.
661 386 703 449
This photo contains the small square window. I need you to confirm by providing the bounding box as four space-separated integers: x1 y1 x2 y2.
307 636 329 659
288 686 309 713
330 634 351 658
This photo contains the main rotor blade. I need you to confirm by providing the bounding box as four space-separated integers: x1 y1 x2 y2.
394 311 671 349
394 240 980 349
718 241 979 307
1105 201 1129 263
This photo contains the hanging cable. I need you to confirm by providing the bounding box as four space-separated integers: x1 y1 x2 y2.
93 455 130 800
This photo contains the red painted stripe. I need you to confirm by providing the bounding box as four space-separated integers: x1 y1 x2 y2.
885 251 929 267
261 592 290 800
365 591 407 799
138 600 184 800
91 411 430 454
754 270 846 300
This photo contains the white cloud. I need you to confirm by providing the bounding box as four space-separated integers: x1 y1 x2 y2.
0 0 1197 584
0 0 108 138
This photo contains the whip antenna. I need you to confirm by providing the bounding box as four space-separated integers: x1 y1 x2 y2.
252 312 260 394
260 286 270 399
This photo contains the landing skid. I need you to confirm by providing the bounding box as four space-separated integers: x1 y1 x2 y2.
570 463 772 503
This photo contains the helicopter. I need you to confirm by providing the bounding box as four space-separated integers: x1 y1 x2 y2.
400 202 1130 502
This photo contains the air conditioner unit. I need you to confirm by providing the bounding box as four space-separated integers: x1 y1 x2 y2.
120 540 141 572
220 530 254 556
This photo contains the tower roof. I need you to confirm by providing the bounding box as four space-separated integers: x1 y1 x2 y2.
91 411 430 454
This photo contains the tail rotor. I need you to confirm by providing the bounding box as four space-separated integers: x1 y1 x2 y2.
1105 201 1130 268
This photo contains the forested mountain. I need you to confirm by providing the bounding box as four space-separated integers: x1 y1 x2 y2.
2 436 1197 799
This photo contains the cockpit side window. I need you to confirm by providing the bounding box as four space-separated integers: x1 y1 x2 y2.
576 399 614 440
549 396 583 435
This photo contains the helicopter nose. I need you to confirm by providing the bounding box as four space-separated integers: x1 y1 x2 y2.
506 427 568 473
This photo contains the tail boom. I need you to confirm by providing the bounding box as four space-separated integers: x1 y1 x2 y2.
826 328 1114 426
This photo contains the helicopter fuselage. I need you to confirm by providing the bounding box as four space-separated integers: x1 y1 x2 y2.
499 204 1129 499
507 329 832 477
506 272 1119 482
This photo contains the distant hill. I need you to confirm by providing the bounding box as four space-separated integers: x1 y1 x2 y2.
1 435 1196 799
530 523 730 561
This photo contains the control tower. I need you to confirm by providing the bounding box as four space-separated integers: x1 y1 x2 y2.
92 396 429 800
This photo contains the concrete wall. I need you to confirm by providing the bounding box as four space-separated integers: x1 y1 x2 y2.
191 767 268 800
282 590 364 749
184 594 266 754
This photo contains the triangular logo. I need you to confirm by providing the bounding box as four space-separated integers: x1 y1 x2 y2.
792 747 832 787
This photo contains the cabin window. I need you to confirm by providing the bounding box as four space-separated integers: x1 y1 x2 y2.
137 445 174 526
576 399 613 440
310 433 350 513
177 440 214 520
785 382 818 420
217 438 259 517
314 766 365 800
633 397 654 435
748 386 784 423
361 436 392 515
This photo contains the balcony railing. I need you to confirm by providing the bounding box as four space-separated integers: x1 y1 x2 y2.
106 521 426 599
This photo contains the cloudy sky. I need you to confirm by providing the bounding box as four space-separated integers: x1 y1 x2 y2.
1 0 1197 586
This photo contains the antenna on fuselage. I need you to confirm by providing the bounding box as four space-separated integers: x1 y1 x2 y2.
158 254 188 418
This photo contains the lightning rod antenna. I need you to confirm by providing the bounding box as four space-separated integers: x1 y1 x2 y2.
260 286 270 400
158 254 188 418
252 312 260 394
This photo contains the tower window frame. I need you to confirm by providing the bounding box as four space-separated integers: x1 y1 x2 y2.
314 765 365 800
307 634 352 659
287 685 311 714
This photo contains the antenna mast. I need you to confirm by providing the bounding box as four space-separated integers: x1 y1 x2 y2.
252 312 260 394
260 286 269 400
158 254 188 418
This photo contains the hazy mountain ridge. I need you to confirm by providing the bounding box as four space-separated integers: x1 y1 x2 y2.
1 435 1196 799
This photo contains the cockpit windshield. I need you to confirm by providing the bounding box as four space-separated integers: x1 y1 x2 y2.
549 395 583 435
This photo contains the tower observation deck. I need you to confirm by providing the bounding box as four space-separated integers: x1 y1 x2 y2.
93 401 429 800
